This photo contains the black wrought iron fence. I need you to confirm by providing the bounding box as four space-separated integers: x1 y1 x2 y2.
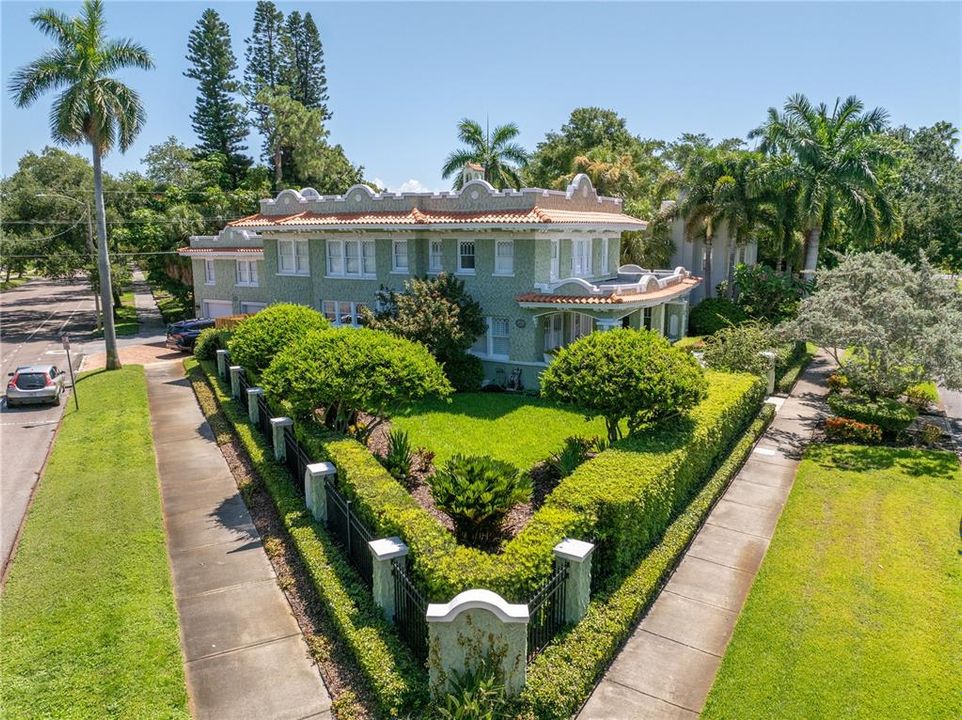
324 475 374 587
237 371 249 413
283 426 309 498
527 560 569 661
392 558 429 661
257 395 273 447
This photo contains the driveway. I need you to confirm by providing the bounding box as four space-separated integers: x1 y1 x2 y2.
0 278 95 574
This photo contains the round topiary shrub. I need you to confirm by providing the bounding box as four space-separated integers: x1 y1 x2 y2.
227 303 328 375
540 328 708 442
688 298 747 336
193 327 232 360
442 352 484 392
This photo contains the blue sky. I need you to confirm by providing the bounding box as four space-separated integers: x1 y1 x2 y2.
2 1 960 191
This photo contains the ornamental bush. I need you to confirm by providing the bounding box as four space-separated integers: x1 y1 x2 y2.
905 382 939 410
430 455 531 548
193 327 232 360
824 416 882 444
826 393 918 435
701 322 776 376
688 297 747 336
227 303 328 375
733 263 804 324
541 329 707 442
262 327 452 436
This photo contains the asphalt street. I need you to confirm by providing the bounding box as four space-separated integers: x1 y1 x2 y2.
0 278 95 575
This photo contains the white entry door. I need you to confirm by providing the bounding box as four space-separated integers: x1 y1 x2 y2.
202 300 234 319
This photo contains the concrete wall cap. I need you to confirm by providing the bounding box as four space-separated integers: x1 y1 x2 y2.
216 349 229 356
269 416 294 427
368 536 409 561
426 589 529 624
306 461 336 477
246 386 264 395
229 365 242 372
554 538 595 562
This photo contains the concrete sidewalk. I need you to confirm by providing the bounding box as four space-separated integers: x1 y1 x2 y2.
147 362 331 720
579 353 834 719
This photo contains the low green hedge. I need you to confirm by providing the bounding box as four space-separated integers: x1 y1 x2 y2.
296 371 764 602
775 342 816 395
519 403 776 720
826 393 918 434
189 358 427 717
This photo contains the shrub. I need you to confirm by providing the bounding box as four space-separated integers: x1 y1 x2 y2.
541 329 708 442
917 421 943 447
733 263 803 323
824 416 882 444
827 372 848 393
701 322 776 376
430 455 531 547
547 436 593 479
905 382 938 411
826 394 918 434
379 429 414 481
193 327 232 360
435 657 508 720
262 327 453 435
443 352 484 392
688 297 747 336
227 303 328 375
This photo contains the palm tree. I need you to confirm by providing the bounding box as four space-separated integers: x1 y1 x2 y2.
749 94 897 277
441 118 528 190
10 0 154 370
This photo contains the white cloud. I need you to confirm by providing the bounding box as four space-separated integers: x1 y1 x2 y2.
371 177 386 192
395 178 433 194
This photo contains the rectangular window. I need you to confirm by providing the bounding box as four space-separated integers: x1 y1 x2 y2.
235 259 258 286
279 239 309 275
204 259 215 284
392 239 409 272
490 317 510 357
321 300 366 327
458 240 476 274
570 312 594 341
429 239 444 272
550 239 560 281
494 240 514 275
326 239 375 277
572 239 592 277
598 238 609 275
643 306 653 331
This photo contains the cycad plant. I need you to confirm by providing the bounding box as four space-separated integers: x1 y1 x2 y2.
379 428 414 481
10 0 154 370
441 118 528 190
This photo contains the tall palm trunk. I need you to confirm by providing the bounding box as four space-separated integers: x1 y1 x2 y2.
703 234 713 298
802 227 821 277
92 144 121 370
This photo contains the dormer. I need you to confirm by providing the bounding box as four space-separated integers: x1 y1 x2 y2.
461 162 484 185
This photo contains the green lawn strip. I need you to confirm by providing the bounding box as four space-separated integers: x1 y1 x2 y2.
113 290 140 336
519 403 776 719
0 366 189 719
775 341 818 394
702 444 962 720
393 392 609 471
0 275 30 292
188 358 427 718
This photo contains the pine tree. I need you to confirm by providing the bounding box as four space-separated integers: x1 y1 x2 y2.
283 11 330 119
184 9 250 187
245 1 285 165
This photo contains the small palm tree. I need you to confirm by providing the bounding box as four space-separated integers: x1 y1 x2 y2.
749 94 898 277
10 0 154 370
441 118 528 190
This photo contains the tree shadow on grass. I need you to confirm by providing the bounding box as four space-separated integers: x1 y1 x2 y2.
810 443 960 479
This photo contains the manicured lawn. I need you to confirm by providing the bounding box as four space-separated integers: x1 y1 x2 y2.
703 443 962 720
114 290 140 335
0 366 189 719
392 392 609 470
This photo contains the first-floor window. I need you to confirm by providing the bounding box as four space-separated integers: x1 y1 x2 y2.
241 302 266 314
458 240 476 273
494 240 514 275
429 239 444 272
235 259 258 286
570 312 594 341
471 316 510 358
392 239 409 272
279 238 309 275
321 300 368 327
544 313 563 352
204 259 215 284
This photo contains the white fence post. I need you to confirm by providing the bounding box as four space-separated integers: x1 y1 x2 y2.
215 349 228 378
553 538 595 624
368 536 409 622
304 461 336 522
247 387 263 425
270 417 293 462
229 365 243 399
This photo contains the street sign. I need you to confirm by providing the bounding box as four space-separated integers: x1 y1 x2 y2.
61 334 70 350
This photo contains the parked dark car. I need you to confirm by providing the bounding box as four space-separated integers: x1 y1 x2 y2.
166 318 216 352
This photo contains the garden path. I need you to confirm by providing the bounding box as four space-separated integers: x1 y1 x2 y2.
578 351 835 719
146 362 332 720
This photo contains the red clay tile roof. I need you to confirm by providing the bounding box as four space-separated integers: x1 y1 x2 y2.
227 207 647 229
177 246 263 255
516 278 700 305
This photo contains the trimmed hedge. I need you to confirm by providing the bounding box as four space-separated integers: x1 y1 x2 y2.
688 298 747 336
775 342 816 395
519 403 776 719
826 393 918 434
189 358 427 717
297 371 764 602
227 303 328 375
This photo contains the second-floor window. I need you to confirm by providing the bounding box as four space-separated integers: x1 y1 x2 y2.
204 259 215 284
458 240 476 274
494 240 514 275
572 239 592 277
597 238 610 275
392 239 409 272
327 239 375 277
235 259 258 286
278 238 309 275
429 239 444 272
550 239 560 281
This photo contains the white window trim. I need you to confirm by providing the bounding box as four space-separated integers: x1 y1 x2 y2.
325 238 376 279
391 239 410 274
457 239 476 275
321 300 368 328
429 239 444 273
235 259 259 287
470 316 510 361
549 239 560 282
598 237 610 276
204 259 216 285
277 238 310 276
571 238 592 278
493 239 514 276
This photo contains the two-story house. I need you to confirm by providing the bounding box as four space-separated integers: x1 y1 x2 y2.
179 174 701 387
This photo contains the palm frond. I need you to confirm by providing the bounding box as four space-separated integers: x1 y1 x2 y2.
100 38 155 73
8 49 73 107
29 7 74 44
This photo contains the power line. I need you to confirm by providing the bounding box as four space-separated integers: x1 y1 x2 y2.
1 217 243 225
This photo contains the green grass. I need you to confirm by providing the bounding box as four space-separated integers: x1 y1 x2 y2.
113 290 140 336
0 366 189 719
391 392 609 470
703 443 962 720
0 274 31 292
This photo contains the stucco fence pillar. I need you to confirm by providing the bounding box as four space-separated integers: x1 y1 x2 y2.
270 416 293 463
246 386 264 425
229 365 243 399
554 538 595 624
304 461 336 523
426 590 529 698
215 348 229 379
368 536 409 622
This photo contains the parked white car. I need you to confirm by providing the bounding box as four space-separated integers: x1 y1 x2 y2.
5 365 66 407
